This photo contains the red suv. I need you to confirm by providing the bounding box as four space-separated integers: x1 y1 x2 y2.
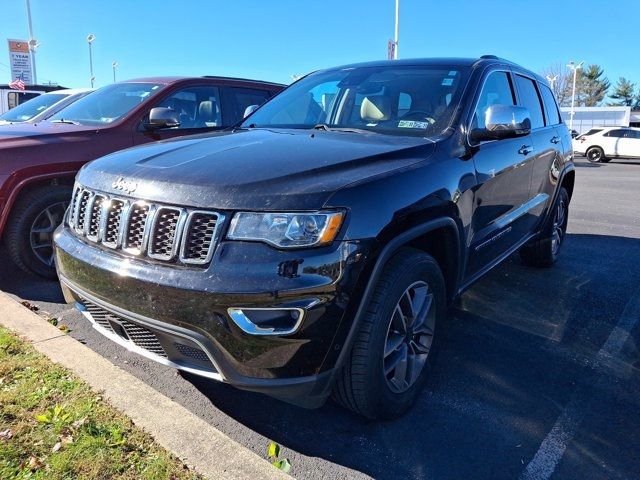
0 76 283 277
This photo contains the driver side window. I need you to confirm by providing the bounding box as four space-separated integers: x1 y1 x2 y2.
155 86 221 129
473 71 515 130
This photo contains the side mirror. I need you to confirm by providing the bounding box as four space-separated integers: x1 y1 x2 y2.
470 105 531 142
146 107 180 130
243 104 259 118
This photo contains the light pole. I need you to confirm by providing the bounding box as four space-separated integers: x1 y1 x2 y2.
112 61 118 83
546 74 558 91
87 34 96 87
25 0 38 84
566 61 583 132
394 0 399 59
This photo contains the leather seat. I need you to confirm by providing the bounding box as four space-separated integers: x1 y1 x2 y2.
197 100 218 127
360 96 391 123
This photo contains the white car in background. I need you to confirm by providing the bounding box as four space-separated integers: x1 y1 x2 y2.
573 127 640 163
0 88 93 125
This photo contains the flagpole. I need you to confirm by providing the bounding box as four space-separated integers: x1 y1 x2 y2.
394 0 399 59
25 0 38 85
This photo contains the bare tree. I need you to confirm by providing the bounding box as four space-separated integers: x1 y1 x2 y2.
540 64 571 106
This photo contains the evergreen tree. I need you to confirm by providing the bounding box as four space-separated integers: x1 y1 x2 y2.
608 77 636 106
576 65 610 107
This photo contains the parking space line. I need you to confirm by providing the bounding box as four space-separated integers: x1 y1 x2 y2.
519 288 640 480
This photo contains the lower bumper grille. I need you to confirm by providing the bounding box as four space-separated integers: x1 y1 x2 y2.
78 298 219 376
80 298 167 357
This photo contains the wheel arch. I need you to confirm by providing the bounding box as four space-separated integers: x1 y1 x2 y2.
0 172 75 239
560 168 575 201
331 217 462 375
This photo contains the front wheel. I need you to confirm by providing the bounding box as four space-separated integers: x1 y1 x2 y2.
520 187 569 268
332 248 446 420
586 146 606 163
5 185 71 279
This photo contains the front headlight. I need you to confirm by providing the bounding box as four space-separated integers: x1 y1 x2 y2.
227 211 344 248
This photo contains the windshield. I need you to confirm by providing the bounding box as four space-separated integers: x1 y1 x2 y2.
48 83 163 126
0 93 67 122
242 65 470 137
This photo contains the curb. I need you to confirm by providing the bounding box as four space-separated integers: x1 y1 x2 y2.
0 291 290 480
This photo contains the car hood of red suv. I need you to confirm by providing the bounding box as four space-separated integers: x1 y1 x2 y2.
77 128 436 211
0 121 101 145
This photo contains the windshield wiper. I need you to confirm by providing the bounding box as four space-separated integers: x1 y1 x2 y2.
51 118 79 125
313 124 376 134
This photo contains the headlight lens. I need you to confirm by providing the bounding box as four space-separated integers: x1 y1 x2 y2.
227 211 344 248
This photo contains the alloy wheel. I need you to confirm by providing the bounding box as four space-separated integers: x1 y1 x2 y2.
383 280 436 393
29 201 68 267
588 149 602 162
551 199 567 256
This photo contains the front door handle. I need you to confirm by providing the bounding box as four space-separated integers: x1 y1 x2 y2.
550 136 560 144
518 145 533 155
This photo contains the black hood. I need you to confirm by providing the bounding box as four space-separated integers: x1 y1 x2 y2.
78 128 436 210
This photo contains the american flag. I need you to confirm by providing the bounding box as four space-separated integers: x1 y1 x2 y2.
9 78 26 91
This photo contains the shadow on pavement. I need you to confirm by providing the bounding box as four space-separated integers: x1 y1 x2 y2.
0 248 64 303
186 233 640 480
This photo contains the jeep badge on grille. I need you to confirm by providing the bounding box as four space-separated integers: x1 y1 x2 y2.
112 177 138 194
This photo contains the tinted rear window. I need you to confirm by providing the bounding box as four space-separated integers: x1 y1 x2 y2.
604 130 626 138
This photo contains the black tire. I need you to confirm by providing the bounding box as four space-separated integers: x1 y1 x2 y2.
519 187 569 268
332 248 446 420
5 185 72 279
586 146 606 163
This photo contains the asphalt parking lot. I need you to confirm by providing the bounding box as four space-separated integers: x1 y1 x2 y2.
1 157 639 480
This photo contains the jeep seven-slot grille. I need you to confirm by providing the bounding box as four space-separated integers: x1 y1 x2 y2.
68 185 222 266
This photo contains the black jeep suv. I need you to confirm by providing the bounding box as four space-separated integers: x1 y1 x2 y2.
54 57 574 419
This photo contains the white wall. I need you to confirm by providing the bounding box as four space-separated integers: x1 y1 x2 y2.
560 106 631 133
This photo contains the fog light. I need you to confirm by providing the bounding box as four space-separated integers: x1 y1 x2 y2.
227 307 305 336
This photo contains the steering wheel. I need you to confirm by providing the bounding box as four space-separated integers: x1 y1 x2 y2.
401 110 436 124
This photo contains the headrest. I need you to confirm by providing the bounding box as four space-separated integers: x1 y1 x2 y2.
360 96 391 122
198 100 214 119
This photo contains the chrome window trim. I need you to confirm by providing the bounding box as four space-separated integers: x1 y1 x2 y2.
179 210 225 265
466 67 515 148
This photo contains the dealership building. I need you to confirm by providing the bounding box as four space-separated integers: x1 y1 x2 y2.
559 106 633 133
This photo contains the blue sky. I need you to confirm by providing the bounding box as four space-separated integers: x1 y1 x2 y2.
1 0 639 90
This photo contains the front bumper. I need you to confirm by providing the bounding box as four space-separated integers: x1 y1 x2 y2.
54 226 371 407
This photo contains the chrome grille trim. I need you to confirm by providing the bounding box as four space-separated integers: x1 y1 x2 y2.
100 198 126 248
73 190 91 234
148 207 186 261
67 186 221 267
68 185 82 229
122 201 153 255
180 210 224 265
85 194 105 242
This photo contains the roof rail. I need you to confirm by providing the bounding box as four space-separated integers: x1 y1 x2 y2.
201 75 284 86
480 54 499 60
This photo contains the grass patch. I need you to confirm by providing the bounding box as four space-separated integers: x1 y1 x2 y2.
0 326 201 479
